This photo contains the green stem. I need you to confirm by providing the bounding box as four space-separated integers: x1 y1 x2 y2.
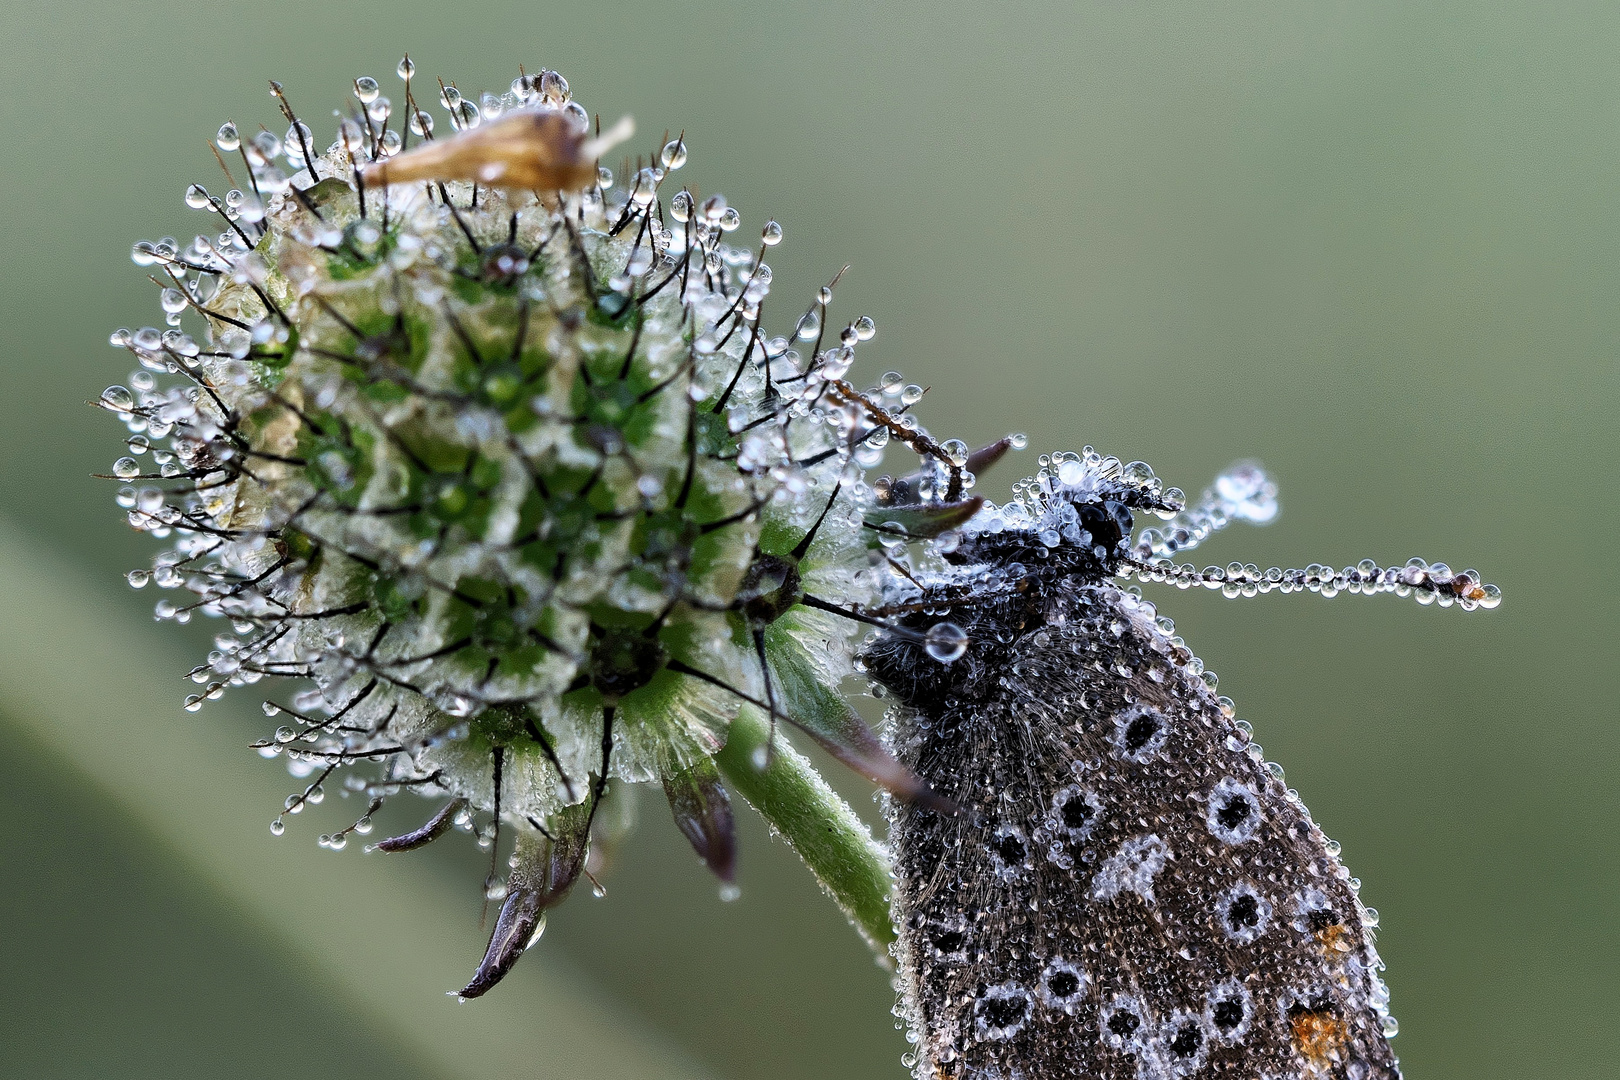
716 704 896 963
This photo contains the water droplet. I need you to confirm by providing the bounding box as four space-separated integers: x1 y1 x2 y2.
761 219 783 246
661 138 687 170
270 817 285 836
925 622 968 663
216 123 240 152
113 457 140 478
670 190 692 222
396 56 415 81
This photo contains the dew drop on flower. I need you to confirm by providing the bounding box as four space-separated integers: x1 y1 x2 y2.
761 219 783 246
661 138 687 170
216 123 239 152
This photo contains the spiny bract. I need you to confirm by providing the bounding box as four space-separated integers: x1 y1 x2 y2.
98 59 981 996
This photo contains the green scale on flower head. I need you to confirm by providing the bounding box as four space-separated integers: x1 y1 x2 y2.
99 59 1018 996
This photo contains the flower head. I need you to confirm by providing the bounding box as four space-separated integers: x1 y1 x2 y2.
99 59 979 995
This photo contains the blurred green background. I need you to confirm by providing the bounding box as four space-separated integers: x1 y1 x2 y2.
0 1 1613 1077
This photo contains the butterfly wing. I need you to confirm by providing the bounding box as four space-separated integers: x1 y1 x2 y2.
883 584 1399 1079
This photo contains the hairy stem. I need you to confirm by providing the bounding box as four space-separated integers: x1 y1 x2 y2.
716 704 895 962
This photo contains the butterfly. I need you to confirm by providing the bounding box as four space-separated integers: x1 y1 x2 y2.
860 450 1496 1080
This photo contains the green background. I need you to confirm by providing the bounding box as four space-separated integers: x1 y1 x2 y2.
0 2 1612 1077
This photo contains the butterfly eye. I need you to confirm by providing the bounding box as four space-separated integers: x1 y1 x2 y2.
1076 499 1131 551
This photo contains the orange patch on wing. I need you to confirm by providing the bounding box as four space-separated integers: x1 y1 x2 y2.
1316 922 1356 954
1290 1008 1350 1070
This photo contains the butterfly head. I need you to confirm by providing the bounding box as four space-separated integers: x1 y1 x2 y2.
948 449 1183 582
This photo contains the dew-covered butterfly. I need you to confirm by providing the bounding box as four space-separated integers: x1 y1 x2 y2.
860 449 1497 1080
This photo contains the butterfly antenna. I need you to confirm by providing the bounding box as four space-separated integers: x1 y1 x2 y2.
1122 555 1499 610
1130 461 1280 560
